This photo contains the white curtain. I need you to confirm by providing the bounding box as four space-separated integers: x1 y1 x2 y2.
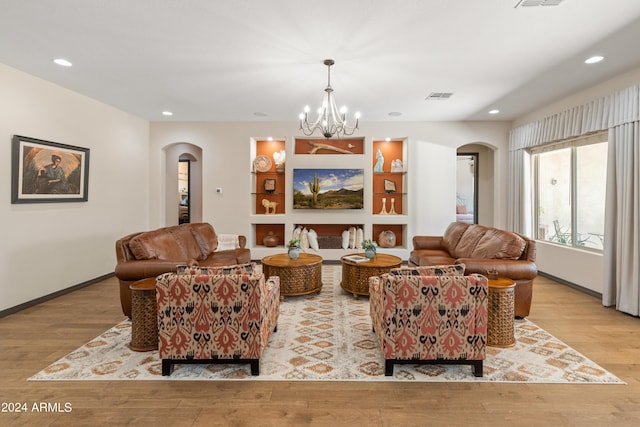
509 84 640 316
507 149 531 236
603 122 640 316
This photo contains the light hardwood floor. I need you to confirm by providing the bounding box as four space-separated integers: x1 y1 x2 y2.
1 274 639 427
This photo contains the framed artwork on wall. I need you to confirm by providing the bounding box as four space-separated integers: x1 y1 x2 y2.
11 135 90 204
293 168 364 209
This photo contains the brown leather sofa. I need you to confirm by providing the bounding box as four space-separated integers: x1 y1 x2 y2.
115 222 250 318
409 222 537 318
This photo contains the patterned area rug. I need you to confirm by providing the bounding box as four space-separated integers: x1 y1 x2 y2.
30 265 623 383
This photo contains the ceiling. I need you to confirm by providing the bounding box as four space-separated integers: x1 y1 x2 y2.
2 0 640 123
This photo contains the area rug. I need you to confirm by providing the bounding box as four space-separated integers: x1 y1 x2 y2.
30 265 623 383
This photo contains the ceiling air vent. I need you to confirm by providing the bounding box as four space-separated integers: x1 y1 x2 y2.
425 92 453 100
515 0 564 7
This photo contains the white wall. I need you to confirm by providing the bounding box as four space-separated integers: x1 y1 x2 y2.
512 66 640 294
0 64 149 312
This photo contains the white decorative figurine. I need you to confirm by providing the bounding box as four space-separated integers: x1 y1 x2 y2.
391 159 404 173
374 149 384 173
262 198 278 214
389 198 397 215
273 150 286 172
379 197 388 215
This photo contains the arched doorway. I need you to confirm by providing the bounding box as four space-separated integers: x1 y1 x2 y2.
164 143 202 225
457 143 496 226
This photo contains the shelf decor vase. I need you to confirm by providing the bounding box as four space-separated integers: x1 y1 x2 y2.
288 247 300 260
364 248 376 259
263 231 279 247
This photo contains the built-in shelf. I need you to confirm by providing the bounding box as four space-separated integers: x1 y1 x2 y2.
249 136 409 261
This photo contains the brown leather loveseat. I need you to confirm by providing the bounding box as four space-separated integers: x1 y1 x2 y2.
115 222 250 318
409 222 537 318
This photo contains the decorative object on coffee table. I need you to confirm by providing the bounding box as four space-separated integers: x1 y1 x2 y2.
261 252 323 299
377 230 396 248
263 231 279 247
341 253 402 298
287 239 300 259
362 239 377 259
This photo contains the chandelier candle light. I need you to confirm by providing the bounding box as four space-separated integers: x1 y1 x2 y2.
299 59 361 139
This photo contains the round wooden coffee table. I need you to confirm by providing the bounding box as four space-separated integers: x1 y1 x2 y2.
340 253 402 298
261 253 323 299
487 278 516 348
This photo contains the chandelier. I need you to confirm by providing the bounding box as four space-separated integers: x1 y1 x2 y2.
299 59 360 139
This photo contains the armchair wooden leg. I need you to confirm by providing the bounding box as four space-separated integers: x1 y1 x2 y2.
162 359 173 376
472 360 483 377
250 360 259 376
385 360 394 376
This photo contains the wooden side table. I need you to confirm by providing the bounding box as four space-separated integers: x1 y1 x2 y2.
487 278 516 348
129 277 158 352
340 253 402 298
261 253 323 299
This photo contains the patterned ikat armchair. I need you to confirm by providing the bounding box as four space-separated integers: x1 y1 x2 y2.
156 264 280 376
369 265 488 377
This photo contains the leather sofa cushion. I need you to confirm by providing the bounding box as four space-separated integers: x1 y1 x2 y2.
471 228 526 259
408 249 455 266
451 224 487 258
442 222 470 254
129 226 201 260
188 223 218 258
199 249 251 267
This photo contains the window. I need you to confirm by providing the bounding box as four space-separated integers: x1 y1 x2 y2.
533 134 607 251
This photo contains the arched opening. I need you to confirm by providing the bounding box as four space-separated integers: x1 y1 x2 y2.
178 157 191 224
457 143 496 226
164 143 202 225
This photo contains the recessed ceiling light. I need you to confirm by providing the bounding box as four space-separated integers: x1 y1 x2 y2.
489 109 500 115
388 112 403 117
162 111 173 116
585 55 604 64
53 58 72 67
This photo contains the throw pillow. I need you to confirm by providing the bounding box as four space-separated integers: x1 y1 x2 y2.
348 226 356 249
292 225 302 241
300 228 310 250
356 227 364 250
341 230 350 249
308 229 319 251
215 234 239 251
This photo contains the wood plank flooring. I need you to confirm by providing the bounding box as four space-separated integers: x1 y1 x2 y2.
1 274 639 426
